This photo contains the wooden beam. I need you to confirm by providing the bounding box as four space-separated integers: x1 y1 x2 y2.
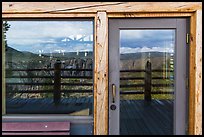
189 11 196 136
194 9 202 135
108 12 193 18
189 10 202 135
2 13 96 18
94 11 108 135
2 12 193 19
2 2 201 14
1 2 202 135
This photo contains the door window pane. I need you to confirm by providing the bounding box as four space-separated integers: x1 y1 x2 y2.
3 20 94 115
120 29 175 135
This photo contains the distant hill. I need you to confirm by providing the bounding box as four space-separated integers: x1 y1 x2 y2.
6 46 93 62
43 51 93 59
120 52 171 60
6 46 39 62
6 46 173 70
120 52 173 70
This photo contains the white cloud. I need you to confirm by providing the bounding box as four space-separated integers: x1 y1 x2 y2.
5 21 175 54
6 21 93 46
5 21 94 53
71 44 93 52
30 43 93 54
7 38 46 46
120 30 175 41
120 47 140 53
120 46 174 54
7 21 93 39
120 30 145 39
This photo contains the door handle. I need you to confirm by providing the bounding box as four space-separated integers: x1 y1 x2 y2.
112 84 116 103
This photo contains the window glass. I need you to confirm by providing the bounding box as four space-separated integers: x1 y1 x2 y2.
3 20 94 115
120 29 175 135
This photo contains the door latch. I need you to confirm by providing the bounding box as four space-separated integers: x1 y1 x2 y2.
112 84 116 103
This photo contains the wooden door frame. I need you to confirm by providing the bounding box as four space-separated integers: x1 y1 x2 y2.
2 2 202 135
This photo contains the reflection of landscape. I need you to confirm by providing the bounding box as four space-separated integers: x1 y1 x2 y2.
6 46 93 97
120 52 173 70
120 51 174 100
3 20 96 115
4 22 174 123
119 29 175 100
6 46 94 114
119 30 174 135
6 46 174 105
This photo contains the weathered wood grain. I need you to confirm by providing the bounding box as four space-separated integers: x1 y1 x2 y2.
2 2 201 14
194 9 202 135
1 2 202 135
2 13 96 18
108 12 193 18
94 11 108 135
189 10 202 135
189 12 196 135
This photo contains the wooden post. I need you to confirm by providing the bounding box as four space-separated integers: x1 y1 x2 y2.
54 60 61 105
144 60 152 101
94 11 109 135
189 10 202 135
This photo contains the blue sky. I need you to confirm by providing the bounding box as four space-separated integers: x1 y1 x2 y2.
5 21 94 53
5 21 175 54
120 30 175 53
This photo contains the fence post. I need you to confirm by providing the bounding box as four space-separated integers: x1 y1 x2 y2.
144 60 152 101
54 60 61 105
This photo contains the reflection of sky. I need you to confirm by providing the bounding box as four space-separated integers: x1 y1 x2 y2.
5 21 93 53
120 30 175 53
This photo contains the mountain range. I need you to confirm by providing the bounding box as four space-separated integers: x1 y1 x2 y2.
6 46 173 70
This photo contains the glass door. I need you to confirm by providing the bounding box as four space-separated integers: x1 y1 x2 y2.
109 18 189 135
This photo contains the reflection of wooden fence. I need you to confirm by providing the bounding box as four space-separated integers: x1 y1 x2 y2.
6 61 174 104
145 61 152 101
6 61 93 105
120 61 174 101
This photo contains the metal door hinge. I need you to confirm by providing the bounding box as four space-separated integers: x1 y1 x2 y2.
186 33 190 44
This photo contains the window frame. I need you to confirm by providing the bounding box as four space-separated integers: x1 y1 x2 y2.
2 18 95 115
2 2 202 135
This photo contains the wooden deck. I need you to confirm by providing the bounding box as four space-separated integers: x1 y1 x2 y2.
6 98 173 135
6 97 93 115
120 99 173 135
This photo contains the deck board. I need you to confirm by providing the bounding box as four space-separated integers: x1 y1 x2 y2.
120 100 128 134
122 101 138 134
136 101 164 134
120 99 173 135
6 98 173 135
130 101 149 134
131 100 162 135
144 103 167 134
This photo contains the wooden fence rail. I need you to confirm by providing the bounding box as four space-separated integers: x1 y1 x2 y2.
6 61 174 104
